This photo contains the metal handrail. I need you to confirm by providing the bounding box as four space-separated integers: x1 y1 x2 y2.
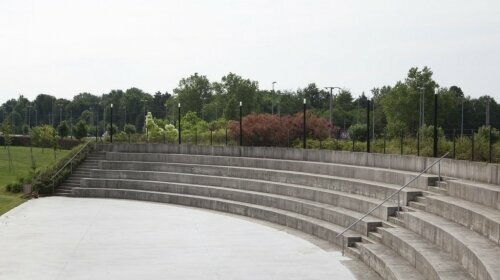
50 138 93 193
336 152 449 255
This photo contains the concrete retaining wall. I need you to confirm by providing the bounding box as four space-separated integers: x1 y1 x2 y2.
98 143 500 185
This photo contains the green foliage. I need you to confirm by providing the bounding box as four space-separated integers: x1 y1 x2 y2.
348 124 367 142
145 112 164 141
31 125 56 148
57 121 69 138
124 124 136 135
1 121 12 145
73 120 88 139
174 73 212 118
164 124 178 142
106 123 119 135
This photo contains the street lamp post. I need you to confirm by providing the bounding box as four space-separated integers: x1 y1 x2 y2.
239 101 243 146
303 98 306 149
178 103 181 145
367 99 371 153
110 104 113 143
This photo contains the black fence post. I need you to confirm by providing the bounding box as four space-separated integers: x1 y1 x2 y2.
239 101 243 146
110 104 113 143
433 93 438 157
489 125 492 163
471 129 475 161
303 98 306 149
210 130 213 146
400 130 403 155
178 103 181 145
225 127 228 146
453 129 456 159
383 131 386 154
367 99 370 153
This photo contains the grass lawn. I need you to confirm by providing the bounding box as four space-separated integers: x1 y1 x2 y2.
0 146 70 216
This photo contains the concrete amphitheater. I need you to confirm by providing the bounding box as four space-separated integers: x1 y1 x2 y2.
6 143 500 280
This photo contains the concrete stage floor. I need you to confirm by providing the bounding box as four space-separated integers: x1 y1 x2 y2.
0 197 379 280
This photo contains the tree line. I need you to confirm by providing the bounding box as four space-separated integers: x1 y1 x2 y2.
0 67 498 138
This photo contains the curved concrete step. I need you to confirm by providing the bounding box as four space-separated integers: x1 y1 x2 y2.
105 152 437 188
72 187 363 248
425 195 500 245
401 211 500 280
81 178 383 235
88 169 398 220
357 243 425 280
98 160 419 206
378 227 473 280
447 180 500 210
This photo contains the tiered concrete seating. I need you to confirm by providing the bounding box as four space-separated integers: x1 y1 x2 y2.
69 144 500 280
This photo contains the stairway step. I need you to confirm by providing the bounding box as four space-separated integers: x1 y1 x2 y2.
358 243 425 280
88 170 399 220
415 196 427 203
425 195 500 245
388 216 405 227
408 201 426 211
379 227 473 280
402 211 500 280
346 245 361 259
105 152 437 189
367 231 382 243
80 178 383 235
72 187 364 248
100 160 422 205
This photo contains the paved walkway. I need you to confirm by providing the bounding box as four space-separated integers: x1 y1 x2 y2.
0 197 378 280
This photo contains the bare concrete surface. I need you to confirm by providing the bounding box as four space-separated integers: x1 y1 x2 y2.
0 197 379 280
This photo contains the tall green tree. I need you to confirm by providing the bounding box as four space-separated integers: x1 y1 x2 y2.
174 73 212 120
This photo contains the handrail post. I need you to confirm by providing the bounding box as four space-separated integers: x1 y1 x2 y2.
397 192 400 211
438 161 441 182
342 235 345 256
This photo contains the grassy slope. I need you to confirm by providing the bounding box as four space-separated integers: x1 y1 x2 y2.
0 146 70 216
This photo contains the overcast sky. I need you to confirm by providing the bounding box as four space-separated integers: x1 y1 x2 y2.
1 0 499 104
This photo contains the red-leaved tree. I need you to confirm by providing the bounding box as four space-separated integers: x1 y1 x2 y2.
228 111 330 146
